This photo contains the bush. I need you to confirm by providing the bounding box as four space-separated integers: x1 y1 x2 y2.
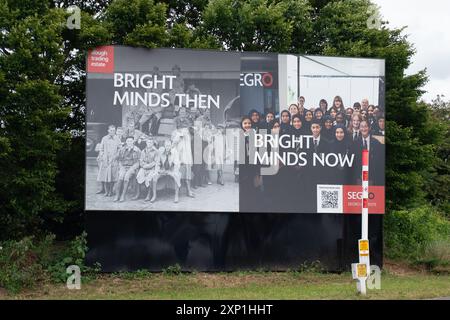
0 236 48 293
0 232 98 293
417 239 450 271
116 269 153 280
295 260 326 274
162 264 182 276
44 232 101 283
384 206 450 261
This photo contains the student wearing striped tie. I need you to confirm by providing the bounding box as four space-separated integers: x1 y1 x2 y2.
348 113 362 142
353 119 384 185
310 120 330 154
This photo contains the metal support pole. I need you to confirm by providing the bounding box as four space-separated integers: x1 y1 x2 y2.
359 149 370 295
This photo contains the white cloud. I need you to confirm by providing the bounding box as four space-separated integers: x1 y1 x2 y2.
372 0 450 101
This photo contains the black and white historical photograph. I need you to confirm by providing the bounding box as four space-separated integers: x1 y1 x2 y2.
85 47 241 211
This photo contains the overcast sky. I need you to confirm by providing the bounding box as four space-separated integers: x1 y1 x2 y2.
372 0 450 102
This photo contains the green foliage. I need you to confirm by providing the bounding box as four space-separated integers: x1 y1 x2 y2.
292 260 326 274
0 237 46 293
385 121 436 209
384 206 450 261
52 1 111 16
44 232 101 282
424 97 450 216
202 0 312 52
417 239 450 272
162 263 183 275
116 268 153 279
105 0 168 46
0 232 98 293
0 2 71 239
162 0 209 27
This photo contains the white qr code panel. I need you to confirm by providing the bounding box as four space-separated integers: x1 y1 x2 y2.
317 185 343 213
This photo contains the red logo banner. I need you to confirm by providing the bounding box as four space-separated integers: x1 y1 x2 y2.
87 46 114 73
343 186 385 214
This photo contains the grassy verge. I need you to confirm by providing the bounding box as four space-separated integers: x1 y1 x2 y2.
3 265 450 300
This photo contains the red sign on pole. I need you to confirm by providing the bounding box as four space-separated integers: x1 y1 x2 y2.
362 149 369 166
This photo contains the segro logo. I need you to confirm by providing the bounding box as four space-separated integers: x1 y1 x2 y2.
240 72 273 87
347 192 376 200
343 185 385 214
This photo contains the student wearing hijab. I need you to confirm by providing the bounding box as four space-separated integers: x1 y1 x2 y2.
303 110 314 135
314 108 324 123
269 119 280 135
285 114 308 211
330 124 349 155
330 124 350 184
280 110 292 135
266 119 281 167
335 112 346 126
329 107 338 120
240 116 262 212
249 109 265 131
265 111 275 127
290 114 306 174
291 115 305 137
249 109 259 126
321 115 334 142
264 117 286 211
276 110 292 206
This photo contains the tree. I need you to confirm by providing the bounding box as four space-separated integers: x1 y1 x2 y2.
1 0 445 240
202 0 313 53
424 96 450 216
162 0 209 27
0 1 70 239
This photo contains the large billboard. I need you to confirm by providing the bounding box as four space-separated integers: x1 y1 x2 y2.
85 46 385 214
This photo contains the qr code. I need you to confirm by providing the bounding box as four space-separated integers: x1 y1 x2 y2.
321 190 339 209
317 185 343 213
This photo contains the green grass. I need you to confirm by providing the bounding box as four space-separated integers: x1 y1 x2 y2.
4 269 450 300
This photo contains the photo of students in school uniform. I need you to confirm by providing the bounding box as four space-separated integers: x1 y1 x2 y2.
85 47 241 212
239 96 385 214
238 55 385 214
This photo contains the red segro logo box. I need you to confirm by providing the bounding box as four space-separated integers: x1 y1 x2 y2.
343 185 385 214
